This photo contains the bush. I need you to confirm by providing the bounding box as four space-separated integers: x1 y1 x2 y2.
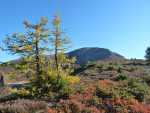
141 75 150 84
95 79 150 102
30 70 80 99
127 78 150 102
107 65 115 70
87 96 100 106
55 80 74 99
60 100 82 113
116 74 128 81
96 80 133 99
96 80 122 99
0 99 48 113
0 93 19 103
96 64 104 69
0 88 33 103
0 87 12 97
117 67 122 73
96 86 112 99
0 87 19 102
129 67 136 72
62 76 80 84
45 79 150 113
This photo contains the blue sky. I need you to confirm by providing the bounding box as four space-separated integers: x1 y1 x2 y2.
0 0 150 62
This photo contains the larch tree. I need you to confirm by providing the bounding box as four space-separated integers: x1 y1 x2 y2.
3 17 49 77
50 15 76 83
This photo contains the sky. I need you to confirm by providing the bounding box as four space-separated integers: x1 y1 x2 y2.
0 0 150 62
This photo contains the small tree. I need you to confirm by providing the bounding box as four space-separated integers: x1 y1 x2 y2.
3 17 49 77
145 47 150 63
28 16 79 97
50 15 75 83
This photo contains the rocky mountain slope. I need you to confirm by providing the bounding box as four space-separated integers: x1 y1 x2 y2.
68 47 125 65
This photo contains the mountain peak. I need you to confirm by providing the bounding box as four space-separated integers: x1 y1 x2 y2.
68 47 125 65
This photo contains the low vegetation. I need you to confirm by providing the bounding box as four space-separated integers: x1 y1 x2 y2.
1 60 150 113
47 79 150 113
0 99 48 113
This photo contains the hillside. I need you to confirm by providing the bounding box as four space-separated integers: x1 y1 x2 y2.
68 47 125 65
74 60 150 81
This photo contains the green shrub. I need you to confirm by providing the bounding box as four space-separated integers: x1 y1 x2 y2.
96 85 113 99
30 71 77 100
127 78 150 102
0 87 19 102
0 87 33 102
96 80 133 100
56 80 74 99
116 74 128 81
107 65 115 70
117 67 122 73
128 67 136 72
141 75 150 84
87 96 100 106
96 64 104 69
0 93 19 102
96 78 150 102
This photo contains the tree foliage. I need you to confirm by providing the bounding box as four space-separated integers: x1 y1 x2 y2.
2 16 79 98
49 15 76 83
29 16 79 98
145 47 150 62
3 17 50 76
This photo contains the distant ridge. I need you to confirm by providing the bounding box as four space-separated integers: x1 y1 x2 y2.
1 47 125 66
68 47 125 65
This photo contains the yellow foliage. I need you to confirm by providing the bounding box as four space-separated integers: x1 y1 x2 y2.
24 45 32 51
11 88 30 96
50 68 80 84
53 15 61 27
17 88 30 96
43 68 80 84
62 76 80 84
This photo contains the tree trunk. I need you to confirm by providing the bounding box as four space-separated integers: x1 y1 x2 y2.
35 36 40 76
0 75 4 87
55 29 60 83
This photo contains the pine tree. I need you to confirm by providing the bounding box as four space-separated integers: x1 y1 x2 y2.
3 17 49 77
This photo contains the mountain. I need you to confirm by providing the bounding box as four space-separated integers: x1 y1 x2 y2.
68 47 125 65
1 47 125 66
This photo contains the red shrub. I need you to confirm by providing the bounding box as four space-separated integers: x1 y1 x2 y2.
48 108 58 113
47 80 150 113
